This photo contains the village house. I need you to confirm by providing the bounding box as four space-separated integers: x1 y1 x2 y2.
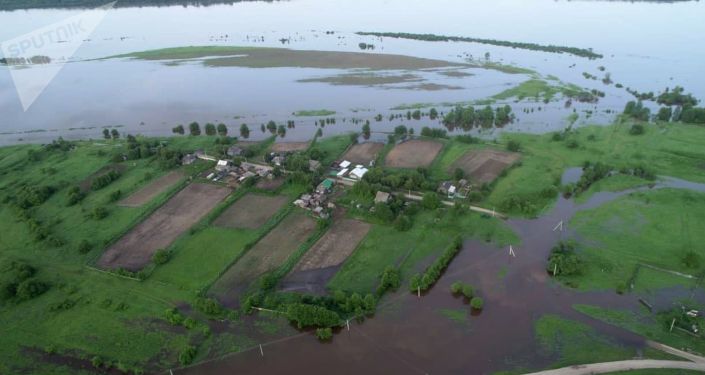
215 159 231 172
226 146 243 157
349 165 369 180
181 153 197 165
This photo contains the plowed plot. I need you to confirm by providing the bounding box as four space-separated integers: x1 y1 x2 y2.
281 219 370 294
211 212 316 307
119 171 183 207
385 139 443 168
98 183 230 271
213 193 288 229
451 149 520 183
271 142 309 153
256 177 285 191
342 142 384 165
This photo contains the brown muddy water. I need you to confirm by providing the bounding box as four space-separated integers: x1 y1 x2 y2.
177 176 705 375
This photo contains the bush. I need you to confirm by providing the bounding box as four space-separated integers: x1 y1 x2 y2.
450 281 463 294
165 308 183 325
152 249 170 265
285 303 341 329
179 346 197 365
629 124 645 135
15 279 49 301
91 170 121 190
315 327 333 341
66 186 85 206
193 297 224 316
461 284 475 299
547 241 582 277
470 297 484 310
108 190 122 203
92 207 108 220
506 140 521 152
77 240 92 254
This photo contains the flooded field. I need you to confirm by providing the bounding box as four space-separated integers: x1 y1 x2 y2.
178 174 705 375
1 0 704 145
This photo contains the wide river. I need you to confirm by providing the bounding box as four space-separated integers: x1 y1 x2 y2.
0 0 704 145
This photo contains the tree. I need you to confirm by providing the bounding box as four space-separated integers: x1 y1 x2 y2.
629 124 645 135
102 129 110 139
189 122 201 136
266 120 277 133
393 214 412 231
204 123 216 136
429 108 438 120
110 129 119 139
172 124 185 135
217 123 228 136
421 192 441 209
277 125 286 137
239 123 250 138
374 202 394 222
470 297 484 310
362 122 371 138
657 107 673 122
453 168 465 180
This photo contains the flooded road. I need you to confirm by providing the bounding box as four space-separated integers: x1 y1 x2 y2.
177 175 705 375
1 0 704 144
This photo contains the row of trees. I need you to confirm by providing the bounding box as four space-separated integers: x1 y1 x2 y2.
409 236 463 292
443 104 514 130
172 122 229 136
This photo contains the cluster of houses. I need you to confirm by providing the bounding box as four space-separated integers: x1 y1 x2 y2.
334 160 369 181
182 148 273 187
294 178 336 219
438 179 471 199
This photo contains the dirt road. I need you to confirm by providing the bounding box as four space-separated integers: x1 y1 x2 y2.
523 360 705 374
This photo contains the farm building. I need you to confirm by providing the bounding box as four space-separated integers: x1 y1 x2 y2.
181 154 197 165
316 178 335 194
349 165 369 180
339 160 351 169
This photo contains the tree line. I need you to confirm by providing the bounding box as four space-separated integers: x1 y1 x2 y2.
357 32 603 59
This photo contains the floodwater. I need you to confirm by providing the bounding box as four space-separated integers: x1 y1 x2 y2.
1 0 705 145
177 175 705 375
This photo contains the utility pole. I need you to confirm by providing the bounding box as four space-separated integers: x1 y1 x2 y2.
553 220 564 232
509 245 516 257
417 286 421 298
260 344 264 357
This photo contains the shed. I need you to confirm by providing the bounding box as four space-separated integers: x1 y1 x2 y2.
374 191 391 204
339 160 351 169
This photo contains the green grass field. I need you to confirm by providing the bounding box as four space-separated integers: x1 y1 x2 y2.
565 188 705 291
489 122 705 216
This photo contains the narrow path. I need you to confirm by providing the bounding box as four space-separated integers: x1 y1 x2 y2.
523 360 705 375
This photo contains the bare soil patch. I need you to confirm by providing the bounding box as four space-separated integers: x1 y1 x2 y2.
119 171 183 207
342 142 384 166
451 149 520 183
213 193 288 229
210 212 317 307
271 142 310 153
256 177 285 191
295 219 370 272
385 139 443 168
98 183 230 271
